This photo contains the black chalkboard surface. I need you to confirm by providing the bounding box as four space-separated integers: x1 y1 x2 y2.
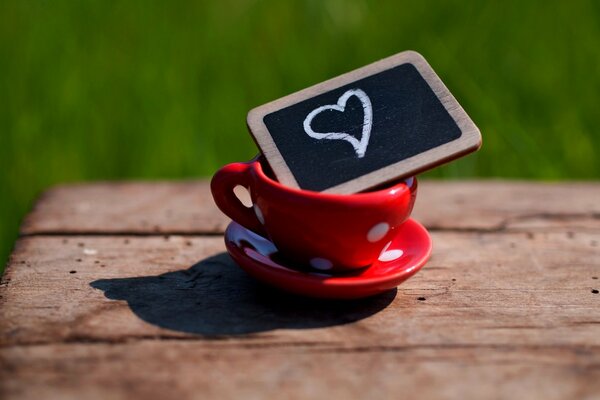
247 51 481 194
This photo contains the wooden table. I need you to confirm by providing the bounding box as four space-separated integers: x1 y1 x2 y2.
1 181 599 399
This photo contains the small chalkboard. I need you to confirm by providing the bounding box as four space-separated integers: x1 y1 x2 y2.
247 51 481 194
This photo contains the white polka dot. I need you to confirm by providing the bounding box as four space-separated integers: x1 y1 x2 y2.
378 241 404 262
367 222 390 242
310 257 333 270
254 204 265 224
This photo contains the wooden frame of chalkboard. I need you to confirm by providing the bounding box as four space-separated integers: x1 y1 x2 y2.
247 50 481 194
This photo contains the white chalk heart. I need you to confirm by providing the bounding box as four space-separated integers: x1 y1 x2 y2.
303 88 373 158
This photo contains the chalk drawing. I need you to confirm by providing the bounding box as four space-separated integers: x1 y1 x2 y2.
302 88 373 158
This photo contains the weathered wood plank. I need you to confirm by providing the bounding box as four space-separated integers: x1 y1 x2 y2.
20 181 224 235
4 182 600 399
2 231 598 347
415 181 600 231
20 181 600 235
2 341 600 400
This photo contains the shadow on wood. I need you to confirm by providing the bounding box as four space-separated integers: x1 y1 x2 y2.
90 253 396 336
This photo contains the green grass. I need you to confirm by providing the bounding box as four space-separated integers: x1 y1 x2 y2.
1 0 599 271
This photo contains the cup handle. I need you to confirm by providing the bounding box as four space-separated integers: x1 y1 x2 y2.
210 161 266 236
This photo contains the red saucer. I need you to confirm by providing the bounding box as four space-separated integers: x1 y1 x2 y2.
224 218 432 299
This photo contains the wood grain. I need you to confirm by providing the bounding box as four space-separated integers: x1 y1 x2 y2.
3 341 599 400
20 181 224 235
2 230 599 348
20 180 600 235
3 181 600 399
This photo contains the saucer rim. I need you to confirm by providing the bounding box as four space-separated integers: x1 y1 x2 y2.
224 218 432 286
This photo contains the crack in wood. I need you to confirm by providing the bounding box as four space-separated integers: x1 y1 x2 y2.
0 336 338 349
3 339 599 356
17 211 600 238
304 343 600 355
19 230 226 238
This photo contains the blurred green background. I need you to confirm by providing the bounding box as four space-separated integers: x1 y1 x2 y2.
1 0 599 270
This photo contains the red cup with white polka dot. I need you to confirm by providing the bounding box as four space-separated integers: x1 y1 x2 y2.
211 156 417 273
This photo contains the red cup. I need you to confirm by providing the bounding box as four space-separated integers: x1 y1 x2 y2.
211 157 417 272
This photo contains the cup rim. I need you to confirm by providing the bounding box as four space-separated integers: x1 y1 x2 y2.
249 156 415 201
